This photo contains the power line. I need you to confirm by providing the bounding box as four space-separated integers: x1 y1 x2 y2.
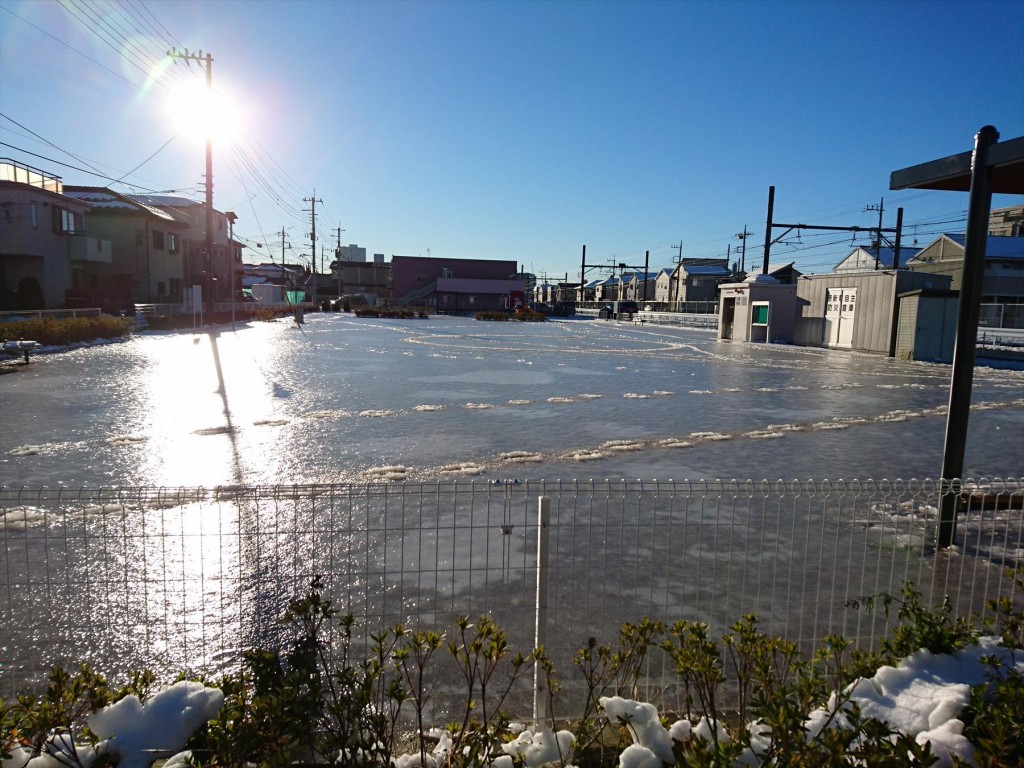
112 131 182 183
57 0 166 88
0 4 157 95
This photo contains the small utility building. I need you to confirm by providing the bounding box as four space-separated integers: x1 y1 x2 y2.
718 274 797 343
793 270 952 354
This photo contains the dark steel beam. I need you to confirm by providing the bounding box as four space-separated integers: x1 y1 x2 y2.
935 126 999 548
890 135 1024 194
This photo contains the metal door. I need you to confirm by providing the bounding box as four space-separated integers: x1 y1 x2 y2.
824 287 857 348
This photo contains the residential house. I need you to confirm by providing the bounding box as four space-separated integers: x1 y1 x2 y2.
623 271 658 302
576 278 601 304
64 186 190 309
552 281 577 304
533 282 557 304
653 267 676 303
655 259 733 309
594 275 625 302
127 194 239 304
756 261 801 284
390 255 523 312
907 233 1024 328
1 158 111 310
834 246 921 272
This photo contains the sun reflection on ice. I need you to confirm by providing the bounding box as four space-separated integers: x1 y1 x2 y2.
137 332 277 486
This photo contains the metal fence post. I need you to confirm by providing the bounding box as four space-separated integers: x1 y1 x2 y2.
533 495 551 724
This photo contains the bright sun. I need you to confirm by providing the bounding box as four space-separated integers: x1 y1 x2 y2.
166 78 242 144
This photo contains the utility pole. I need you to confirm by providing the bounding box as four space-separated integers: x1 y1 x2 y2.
735 226 750 275
671 240 683 306
892 208 903 270
168 48 215 316
865 198 884 269
303 193 322 307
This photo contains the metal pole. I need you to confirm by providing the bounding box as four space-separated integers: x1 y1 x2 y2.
762 186 775 275
937 125 1000 548
205 52 214 319
644 250 649 304
892 208 903 270
579 245 586 305
532 495 551 724
229 213 235 325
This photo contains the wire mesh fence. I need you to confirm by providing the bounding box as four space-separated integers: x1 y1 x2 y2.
2 478 1022 715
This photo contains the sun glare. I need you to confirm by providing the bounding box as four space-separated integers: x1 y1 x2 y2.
166 78 242 144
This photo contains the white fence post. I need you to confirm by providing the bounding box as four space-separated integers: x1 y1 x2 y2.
533 495 551 724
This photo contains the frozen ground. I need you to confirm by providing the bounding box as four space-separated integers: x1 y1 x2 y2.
1 314 1022 487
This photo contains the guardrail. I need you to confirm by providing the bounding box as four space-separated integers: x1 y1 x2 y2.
2 478 1020 712
0 308 102 320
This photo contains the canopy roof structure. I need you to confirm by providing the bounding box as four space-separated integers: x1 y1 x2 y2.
890 134 1023 194
888 126 1023 549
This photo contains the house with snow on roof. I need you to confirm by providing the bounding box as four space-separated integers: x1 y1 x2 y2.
622 271 659 302
64 185 190 311
654 259 734 309
907 233 1024 329
127 194 242 306
834 245 921 273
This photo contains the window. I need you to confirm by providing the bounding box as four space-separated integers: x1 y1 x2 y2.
157 281 166 296
167 232 178 253
442 268 453 278
53 206 80 233
30 202 38 229
152 230 165 249
416 274 426 283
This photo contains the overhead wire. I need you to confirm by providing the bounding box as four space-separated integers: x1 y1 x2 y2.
56 0 169 90
112 131 183 184
7 3 989 273
5 0 309 228
69 0 173 83
131 0 185 50
0 4 152 95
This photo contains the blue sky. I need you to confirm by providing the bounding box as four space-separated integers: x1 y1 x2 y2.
1 0 1022 281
